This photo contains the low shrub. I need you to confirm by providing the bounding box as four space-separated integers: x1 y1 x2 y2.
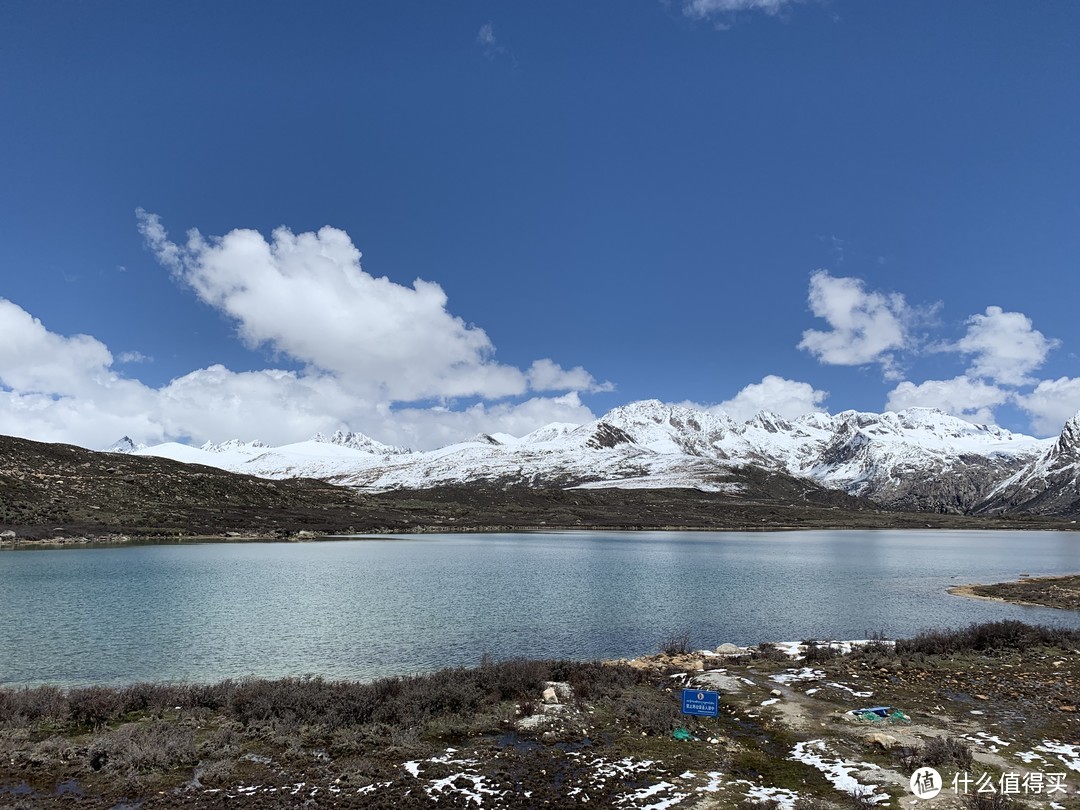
89 721 196 775
896 621 1080 657
68 685 123 727
0 685 67 725
614 688 682 736
752 643 791 662
552 660 649 701
802 642 841 663
899 736 973 771
661 631 693 656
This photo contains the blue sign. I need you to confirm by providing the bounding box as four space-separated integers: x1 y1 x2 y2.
681 688 719 717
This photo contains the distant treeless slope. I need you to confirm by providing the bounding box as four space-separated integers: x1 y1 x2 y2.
1 434 1073 540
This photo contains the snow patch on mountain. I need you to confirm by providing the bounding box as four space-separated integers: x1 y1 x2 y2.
975 411 1080 516
120 401 1072 513
311 429 411 455
103 436 147 454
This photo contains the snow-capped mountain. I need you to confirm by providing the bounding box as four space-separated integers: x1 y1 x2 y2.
201 438 267 454
780 409 1047 513
311 430 411 455
108 402 1076 515
104 436 147 454
564 400 1048 512
974 412 1080 516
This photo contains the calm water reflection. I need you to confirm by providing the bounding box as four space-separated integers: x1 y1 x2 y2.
1 530 1078 686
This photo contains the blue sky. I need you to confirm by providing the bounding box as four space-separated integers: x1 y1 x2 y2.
1 0 1078 449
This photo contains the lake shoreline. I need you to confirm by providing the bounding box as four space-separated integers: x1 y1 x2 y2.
2 622 1078 808
5 518 1080 550
949 572 1080 612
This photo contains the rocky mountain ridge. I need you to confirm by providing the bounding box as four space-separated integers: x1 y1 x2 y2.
974 412 1080 516
106 401 1080 516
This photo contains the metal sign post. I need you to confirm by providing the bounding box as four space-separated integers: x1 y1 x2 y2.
680 688 719 718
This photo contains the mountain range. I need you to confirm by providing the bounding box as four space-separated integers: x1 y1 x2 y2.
107 401 1080 518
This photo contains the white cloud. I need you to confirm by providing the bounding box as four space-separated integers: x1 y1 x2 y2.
476 22 514 63
526 359 614 393
951 305 1058 386
0 298 116 396
1015 377 1080 436
118 351 151 364
682 0 803 25
2 214 609 451
712 375 827 422
384 393 594 449
797 271 913 378
0 292 599 451
0 390 166 450
137 211 606 402
684 0 798 15
885 376 1010 425
0 298 163 447
477 23 496 46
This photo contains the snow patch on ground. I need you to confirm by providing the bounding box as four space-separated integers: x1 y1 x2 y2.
619 781 690 809
695 771 724 793
825 682 874 698
768 640 895 660
771 667 824 684
964 731 1012 752
789 740 889 804
1036 741 1080 773
743 782 800 809
403 748 501 806
1016 750 1048 765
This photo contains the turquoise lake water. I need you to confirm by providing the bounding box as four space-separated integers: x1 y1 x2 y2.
2 530 1079 686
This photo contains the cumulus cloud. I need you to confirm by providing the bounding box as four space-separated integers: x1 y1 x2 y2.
526 359 613 394
0 298 161 446
0 299 116 396
0 214 611 450
681 0 804 27
885 376 1010 425
950 306 1058 386
137 211 607 402
1015 377 1080 436
797 271 914 378
0 289 601 450
712 375 827 422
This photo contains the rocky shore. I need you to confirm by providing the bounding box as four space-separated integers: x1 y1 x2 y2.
2 622 1078 808
950 574 1080 612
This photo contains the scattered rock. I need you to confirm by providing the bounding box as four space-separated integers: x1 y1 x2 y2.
865 732 901 750
716 643 747 656
542 687 559 705
667 654 705 672
770 689 782 697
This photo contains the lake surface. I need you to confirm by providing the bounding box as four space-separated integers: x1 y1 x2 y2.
2 530 1079 687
